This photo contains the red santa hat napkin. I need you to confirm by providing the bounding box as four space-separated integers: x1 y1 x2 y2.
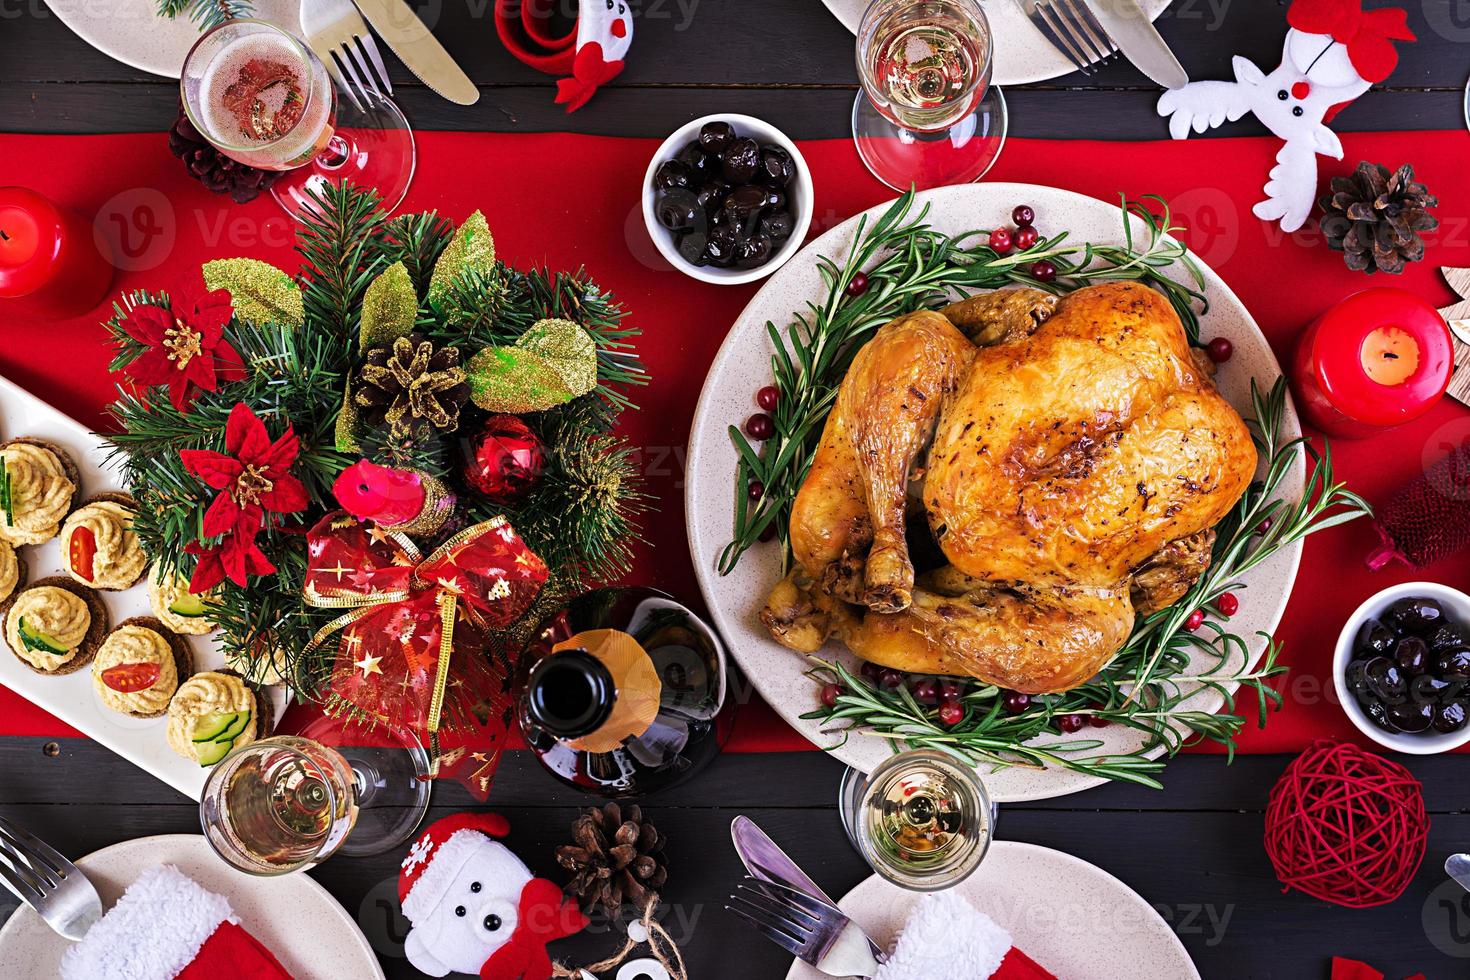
58 864 291 980
400 811 586 980
874 891 1055 980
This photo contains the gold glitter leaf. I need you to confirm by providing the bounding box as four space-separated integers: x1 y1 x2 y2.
516 318 597 399
428 211 496 307
202 258 304 329
359 262 419 350
465 346 575 413
335 384 361 452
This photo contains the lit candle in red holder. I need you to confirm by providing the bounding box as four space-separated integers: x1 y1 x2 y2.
0 187 113 317
1291 287 1453 439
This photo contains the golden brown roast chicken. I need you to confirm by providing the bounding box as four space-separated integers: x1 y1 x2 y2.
762 281 1257 694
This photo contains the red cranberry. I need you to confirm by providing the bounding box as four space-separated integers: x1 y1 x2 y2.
1058 713 1085 733
758 523 776 543
988 228 1014 254
879 669 905 690
938 701 964 727
1002 691 1031 715
744 413 775 440
747 480 765 501
820 682 843 708
756 385 779 411
1185 609 1206 631
938 679 964 701
910 678 939 704
1206 337 1234 363
1014 225 1039 250
1012 204 1035 227
1030 260 1057 283
1088 702 1110 728
1256 517 1272 535
860 661 885 681
1217 592 1240 617
846 272 870 297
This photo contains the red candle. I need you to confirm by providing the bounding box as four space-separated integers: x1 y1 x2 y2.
0 187 113 317
1291 287 1453 439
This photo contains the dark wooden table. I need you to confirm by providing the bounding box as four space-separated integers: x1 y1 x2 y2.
4 2 1470 978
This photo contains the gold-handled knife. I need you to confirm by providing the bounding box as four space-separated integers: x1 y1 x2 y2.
351 0 480 106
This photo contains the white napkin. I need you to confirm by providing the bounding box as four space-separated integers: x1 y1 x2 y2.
874 891 1012 980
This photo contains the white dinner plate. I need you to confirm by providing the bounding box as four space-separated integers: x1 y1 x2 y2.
0 834 384 978
785 841 1200 980
42 0 302 78
684 182 1304 802
820 0 1173 86
0 374 287 801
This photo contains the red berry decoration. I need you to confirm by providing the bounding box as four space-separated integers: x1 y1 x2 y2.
747 480 765 501
1206 337 1234 363
820 683 843 708
1030 260 1057 283
464 415 545 503
1014 225 1039 251
1185 608 1206 631
744 413 775 440
938 679 964 701
846 272 870 297
988 228 1014 254
1002 691 1031 715
910 678 938 704
1057 713 1085 733
1012 204 1035 227
756 385 780 411
879 669 905 690
938 701 965 727
1088 702 1111 728
1217 592 1240 617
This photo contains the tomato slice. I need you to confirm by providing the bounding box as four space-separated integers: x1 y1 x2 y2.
101 661 161 693
69 525 97 582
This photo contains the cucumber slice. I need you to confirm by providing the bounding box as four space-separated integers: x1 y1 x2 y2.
191 711 239 743
196 739 232 767
17 617 69 656
168 593 210 618
214 710 251 745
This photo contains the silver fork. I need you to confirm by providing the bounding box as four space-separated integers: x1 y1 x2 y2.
300 0 394 113
1027 0 1118 76
0 816 101 941
726 878 881 976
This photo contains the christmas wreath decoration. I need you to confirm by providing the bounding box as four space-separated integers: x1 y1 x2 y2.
104 185 647 787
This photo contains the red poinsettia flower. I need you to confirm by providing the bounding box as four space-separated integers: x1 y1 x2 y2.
185 509 276 593
121 285 242 412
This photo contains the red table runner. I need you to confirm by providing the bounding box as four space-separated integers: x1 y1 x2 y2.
2 128 1468 757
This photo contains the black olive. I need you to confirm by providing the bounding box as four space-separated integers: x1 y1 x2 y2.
1395 635 1430 675
1410 673 1452 704
1388 700 1433 734
1344 658 1373 695
1434 701 1470 733
1354 619 1397 658
758 144 796 186
760 210 795 241
1386 596 1444 634
1364 656 1407 703
695 181 730 213
653 160 693 191
705 226 740 267
655 188 701 233
675 141 711 176
676 231 709 266
698 120 736 154
735 233 774 269
1430 623 1469 652
1363 699 1395 733
766 188 788 211
721 138 761 183
722 184 770 235
1437 647 1470 678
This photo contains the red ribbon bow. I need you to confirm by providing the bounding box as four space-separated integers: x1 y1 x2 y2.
1288 0 1416 84
303 511 548 767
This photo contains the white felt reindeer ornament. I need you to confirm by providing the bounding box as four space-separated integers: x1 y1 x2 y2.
1157 0 1415 233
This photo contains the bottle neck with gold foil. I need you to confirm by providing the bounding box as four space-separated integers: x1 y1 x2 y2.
525 648 616 740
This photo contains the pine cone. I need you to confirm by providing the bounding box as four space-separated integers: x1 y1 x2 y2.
167 106 281 205
354 334 470 440
556 802 669 916
1319 161 1439 275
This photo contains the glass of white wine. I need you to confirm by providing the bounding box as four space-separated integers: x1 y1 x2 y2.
853 0 1008 191
838 748 995 890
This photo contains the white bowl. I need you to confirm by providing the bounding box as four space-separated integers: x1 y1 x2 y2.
640 113 814 286
1333 581 1470 755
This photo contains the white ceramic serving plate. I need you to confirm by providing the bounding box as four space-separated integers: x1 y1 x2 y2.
0 374 286 800
686 182 1305 802
785 841 1199 980
819 0 1174 86
0 834 384 978
42 0 301 78
642 113 815 286
1333 582 1470 755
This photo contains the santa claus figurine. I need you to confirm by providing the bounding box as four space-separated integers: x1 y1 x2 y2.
1157 0 1415 232
400 812 587 979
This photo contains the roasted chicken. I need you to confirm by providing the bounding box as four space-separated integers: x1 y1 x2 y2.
762 282 1256 694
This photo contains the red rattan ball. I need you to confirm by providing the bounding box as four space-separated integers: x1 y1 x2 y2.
1264 739 1428 908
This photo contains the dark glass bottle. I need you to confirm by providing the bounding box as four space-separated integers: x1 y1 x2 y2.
514 587 729 797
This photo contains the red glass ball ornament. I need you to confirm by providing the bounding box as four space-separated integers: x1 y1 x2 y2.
1014 225 1040 250
464 415 546 502
988 227 1014 254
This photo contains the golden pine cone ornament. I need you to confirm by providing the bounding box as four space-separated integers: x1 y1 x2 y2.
354 333 470 440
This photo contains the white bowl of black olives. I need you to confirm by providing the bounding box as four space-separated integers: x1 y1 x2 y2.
1335 582 1470 754
642 113 813 285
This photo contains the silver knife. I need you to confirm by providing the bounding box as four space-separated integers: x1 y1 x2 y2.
1085 0 1189 90
1447 854 1470 892
731 816 885 971
351 0 479 105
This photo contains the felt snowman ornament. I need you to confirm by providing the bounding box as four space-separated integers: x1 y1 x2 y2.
495 0 635 113
400 812 587 980
1156 0 1415 233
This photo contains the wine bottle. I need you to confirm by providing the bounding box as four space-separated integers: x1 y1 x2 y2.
514 587 729 797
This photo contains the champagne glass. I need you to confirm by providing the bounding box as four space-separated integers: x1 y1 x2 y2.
179 19 415 220
838 749 995 890
853 0 1008 191
200 717 430 876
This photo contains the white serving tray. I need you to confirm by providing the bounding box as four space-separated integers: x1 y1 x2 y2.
0 374 286 801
